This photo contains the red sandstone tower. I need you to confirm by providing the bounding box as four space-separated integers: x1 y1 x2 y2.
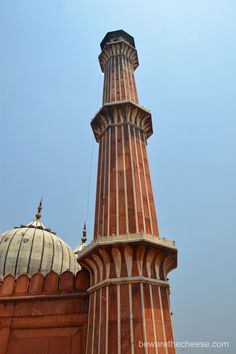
77 30 178 354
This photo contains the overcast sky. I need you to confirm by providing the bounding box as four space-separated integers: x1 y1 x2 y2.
0 1 236 352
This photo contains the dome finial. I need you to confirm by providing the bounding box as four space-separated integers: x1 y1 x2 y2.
74 222 88 254
81 222 87 244
35 197 43 220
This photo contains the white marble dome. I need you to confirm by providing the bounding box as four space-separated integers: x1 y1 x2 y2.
0 218 80 277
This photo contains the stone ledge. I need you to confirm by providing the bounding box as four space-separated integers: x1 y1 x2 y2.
87 276 169 293
77 232 176 260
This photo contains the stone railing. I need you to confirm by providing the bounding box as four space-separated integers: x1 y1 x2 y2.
0 269 89 298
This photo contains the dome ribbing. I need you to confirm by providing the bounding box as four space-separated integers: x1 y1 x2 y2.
0 219 79 277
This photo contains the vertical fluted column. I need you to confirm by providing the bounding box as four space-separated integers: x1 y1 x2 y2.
100 41 139 104
93 118 159 239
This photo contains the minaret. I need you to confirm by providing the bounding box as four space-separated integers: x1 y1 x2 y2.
77 30 178 354
93 30 158 239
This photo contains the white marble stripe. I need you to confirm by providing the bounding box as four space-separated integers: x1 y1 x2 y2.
158 286 168 354
166 287 175 342
105 60 109 104
97 135 104 237
118 48 122 101
122 125 129 233
133 126 146 233
138 129 153 234
106 60 109 103
102 131 107 236
109 56 112 102
127 57 135 102
130 60 136 102
126 57 133 101
117 284 121 354
105 286 109 354
114 47 117 101
132 70 138 103
140 283 148 354
109 57 112 102
102 63 106 104
128 125 138 232
91 292 96 354
115 125 119 235
129 283 135 354
103 64 105 104
150 284 159 354
113 52 117 102
121 54 127 100
122 52 127 100
85 294 91 354
124 56 130 101
113 48 117 95
107 127 111 236
98 288 102 354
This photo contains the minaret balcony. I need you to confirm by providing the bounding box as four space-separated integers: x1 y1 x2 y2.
91 101 153 143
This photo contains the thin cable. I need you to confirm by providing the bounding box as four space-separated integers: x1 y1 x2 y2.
85 74 101 221
85 73 102 225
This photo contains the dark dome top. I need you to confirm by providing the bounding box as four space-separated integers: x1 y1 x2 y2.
100 30 135 50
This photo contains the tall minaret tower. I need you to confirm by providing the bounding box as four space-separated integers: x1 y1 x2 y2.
78 30 178 354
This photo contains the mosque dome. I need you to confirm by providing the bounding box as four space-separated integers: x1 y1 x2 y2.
0 201 80 277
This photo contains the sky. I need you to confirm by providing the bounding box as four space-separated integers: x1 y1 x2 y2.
0 0 236 352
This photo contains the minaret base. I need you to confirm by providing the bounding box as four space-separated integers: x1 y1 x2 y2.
77 235 177 354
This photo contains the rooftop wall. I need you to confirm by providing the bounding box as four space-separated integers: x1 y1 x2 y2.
0 269 90 354
0 269 89 297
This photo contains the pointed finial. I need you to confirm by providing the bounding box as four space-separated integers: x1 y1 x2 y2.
74 222 88 254
35 198 43 220
81 222 87 243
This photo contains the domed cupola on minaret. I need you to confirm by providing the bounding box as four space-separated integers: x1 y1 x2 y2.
0 199 80 277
